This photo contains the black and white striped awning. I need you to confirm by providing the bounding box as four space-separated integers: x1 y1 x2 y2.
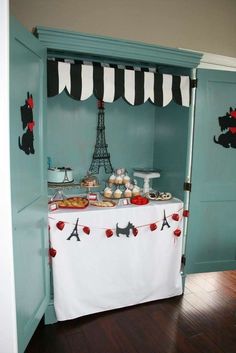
47 59 191 107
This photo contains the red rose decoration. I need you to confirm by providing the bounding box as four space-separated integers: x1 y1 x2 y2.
27 121 35 132
49 248 57 257
27 96 34 109
133 227 138 236
106 229 113 238
183 210 189 218
150 223 157 231
174 229 181 237
83 226 90 235
56 221 65 231
172 213 179 221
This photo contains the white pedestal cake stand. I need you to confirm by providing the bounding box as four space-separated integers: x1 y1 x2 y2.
133 171 161 194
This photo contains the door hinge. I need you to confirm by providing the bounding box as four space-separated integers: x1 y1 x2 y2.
181 255 186 266
190 79 197 88
184 182 192 192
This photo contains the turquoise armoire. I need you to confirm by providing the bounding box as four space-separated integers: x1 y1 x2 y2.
10 17 236 353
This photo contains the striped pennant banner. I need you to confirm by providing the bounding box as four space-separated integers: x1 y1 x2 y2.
47 59 191 107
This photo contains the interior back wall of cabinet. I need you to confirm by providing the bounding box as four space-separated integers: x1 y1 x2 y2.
47 93 156 183
153 102 189 200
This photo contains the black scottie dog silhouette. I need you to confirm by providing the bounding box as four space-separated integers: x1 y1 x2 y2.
214 107 236 148
116 222 134 237
18 92 35 155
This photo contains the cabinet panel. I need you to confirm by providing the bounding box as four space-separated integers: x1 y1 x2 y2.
186 69 236 273
10 17 49 353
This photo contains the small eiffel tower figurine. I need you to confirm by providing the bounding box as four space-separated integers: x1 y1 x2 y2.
89 100 113 174
67 218 80 241
161 210 171 231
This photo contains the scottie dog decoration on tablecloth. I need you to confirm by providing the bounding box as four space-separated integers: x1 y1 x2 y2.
116 222 134 237
214 107 236 148
18 92 35 155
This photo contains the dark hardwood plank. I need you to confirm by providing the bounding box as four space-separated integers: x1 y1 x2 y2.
25 271 236 353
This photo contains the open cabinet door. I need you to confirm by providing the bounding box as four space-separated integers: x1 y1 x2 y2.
185 68 236 274
10 17 49 353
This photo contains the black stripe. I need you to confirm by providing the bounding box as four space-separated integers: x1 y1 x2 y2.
153 73 163 106
134 71 144 105
93 66 104 100
70 63 82 99
47 60 59 97
47 59 189 107
114 68 124 101
172 76 182 106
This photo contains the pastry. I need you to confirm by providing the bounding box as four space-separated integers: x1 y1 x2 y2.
132 185 140 196
108 173 116 184
104 187 113 198
115 175 123 184
113 188 122 199
123 174 130 184
124 188 132 198
81 173 99 187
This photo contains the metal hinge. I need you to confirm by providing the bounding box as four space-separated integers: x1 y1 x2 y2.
190 79 197 88
181 255 186 266
184 182 192 192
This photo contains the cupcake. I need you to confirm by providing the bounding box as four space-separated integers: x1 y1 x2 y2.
123 174 130 184
115 175 123 185
104 187 113 198
132 185 140 196
124 188 132 198
113 188 122 199
108 173 116 184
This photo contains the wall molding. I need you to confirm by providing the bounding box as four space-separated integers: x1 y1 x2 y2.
180 47 236 72
199 52 236 71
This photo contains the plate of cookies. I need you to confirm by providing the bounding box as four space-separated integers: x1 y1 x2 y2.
89 200 117 207
55 197 89 209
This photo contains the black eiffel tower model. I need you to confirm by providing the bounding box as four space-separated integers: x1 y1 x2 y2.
89 100 113 174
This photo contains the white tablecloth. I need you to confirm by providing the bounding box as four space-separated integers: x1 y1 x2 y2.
49 198 183 321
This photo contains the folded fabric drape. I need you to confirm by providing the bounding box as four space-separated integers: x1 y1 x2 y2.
47 59 190 107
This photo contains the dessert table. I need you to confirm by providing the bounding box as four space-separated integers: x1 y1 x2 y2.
48 198 184 321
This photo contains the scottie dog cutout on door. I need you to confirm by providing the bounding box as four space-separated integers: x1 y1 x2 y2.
214 107 236 148
18 92 35 155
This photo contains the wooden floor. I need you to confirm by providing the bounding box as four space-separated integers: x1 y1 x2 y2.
26 271 236 353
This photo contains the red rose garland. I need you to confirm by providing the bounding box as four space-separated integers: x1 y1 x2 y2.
51 208 184 240
83 226 90 235
49 248 57 257
174 229 181 237
172 213 179 221
56 221 65 230
150 223 157 231
106 229 113 238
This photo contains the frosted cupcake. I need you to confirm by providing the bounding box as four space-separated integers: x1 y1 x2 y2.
124 188 132 198
132 185 141 196
115 175 123 185
123 173 130 185
113 188 122 199
104 187 113 198
108 173 116 184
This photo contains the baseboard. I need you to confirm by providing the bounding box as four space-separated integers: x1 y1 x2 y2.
44 300 58 325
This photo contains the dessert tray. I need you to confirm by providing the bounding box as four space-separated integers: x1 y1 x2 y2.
89 200 117 207
48 181 78 187
146 192 172 201
53 197 89 209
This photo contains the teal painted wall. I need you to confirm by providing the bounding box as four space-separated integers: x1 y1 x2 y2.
153 102 189 200
47 93 156 190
